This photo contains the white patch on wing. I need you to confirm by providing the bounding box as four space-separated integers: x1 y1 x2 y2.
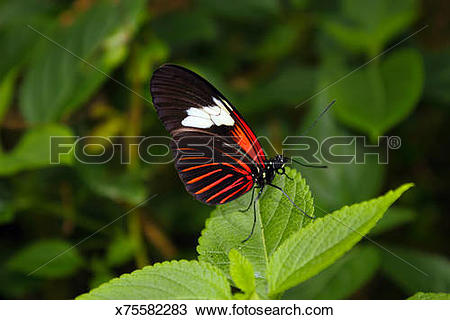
181 97 235 128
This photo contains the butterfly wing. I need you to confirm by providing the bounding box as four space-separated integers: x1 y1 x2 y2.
150 64 266 204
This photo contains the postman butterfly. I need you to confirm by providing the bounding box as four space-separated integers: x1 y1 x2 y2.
150 64 331 242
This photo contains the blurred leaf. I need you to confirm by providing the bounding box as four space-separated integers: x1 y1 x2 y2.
408 292 450 300
77 260 232 299
370 206 416 235
229 249 257 299
0 124 74 176
322 0 418 54
423 49 450 105
331 48 424 138
0 0 54 26
106 233 135 267
197 168 314 298
283 245 380 299
127 36 169 83
6 239 83 278
152 10 217 49
255 24 299 60
267 183 412 295
78 164 148 205
289 0 310 10
0 0 54 79
199 0 279 20
0 68 17 122
381 247 450 295
0 266 40 298
0 187 15 225
20 0 145 124
89 258 114 290
299 93 385 211
241 65 316 111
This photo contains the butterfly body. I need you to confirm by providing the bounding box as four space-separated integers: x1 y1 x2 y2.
254 155 288 188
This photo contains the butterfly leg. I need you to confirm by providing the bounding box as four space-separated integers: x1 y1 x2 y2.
241 186 264 243
239 187 255 212
267 183 316 219
284 172 294 181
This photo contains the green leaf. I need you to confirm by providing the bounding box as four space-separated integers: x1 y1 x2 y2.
199 0 279 20
331 48 424 138
6 239 84 278
0 0 53 79
408 292 450 300
77 260 232 299
322 0 418 54
240 65 316 112
283 245 380 299
77 164 148 205
106 233 136 267
0 69 18 123
267 183 413 295
0 124 74 176
197 167 314 297
380 247 450 294
19 0 145 124
0 182 15 224
89 258 114 290
229 249 256 298
152 10 217 49
370 206 416 235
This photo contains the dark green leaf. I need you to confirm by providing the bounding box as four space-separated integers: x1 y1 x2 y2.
331 49 424 138
370 207 416 235
7 239 84 278
283 245 380 299
199 0 279 20
423 49 450 105
322 0 418 54
106 233 136 267
381 247 450 295
0 124 74 176
19 0 145 123
298 93 385 212
77 164 148 205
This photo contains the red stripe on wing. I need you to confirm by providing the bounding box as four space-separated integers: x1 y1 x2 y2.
206 177 245 203
187 169 222 184
194 174 233 195
181 163 220 172
219 180 253 204
230 114 266 168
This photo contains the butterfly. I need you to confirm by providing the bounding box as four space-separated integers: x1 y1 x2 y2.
150 64 329 242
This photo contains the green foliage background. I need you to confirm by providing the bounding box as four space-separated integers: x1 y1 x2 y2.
0 0 448 299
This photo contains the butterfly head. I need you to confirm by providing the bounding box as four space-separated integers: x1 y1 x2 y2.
272 154 288 172
264 154 289 179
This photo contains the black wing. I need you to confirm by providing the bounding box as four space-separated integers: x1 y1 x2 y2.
150 64 265 204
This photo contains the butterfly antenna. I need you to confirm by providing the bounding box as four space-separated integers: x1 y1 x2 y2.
267 183 316 219
290 158 327 169
301 99 336 136
289 99 335 169
291 158 328 169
